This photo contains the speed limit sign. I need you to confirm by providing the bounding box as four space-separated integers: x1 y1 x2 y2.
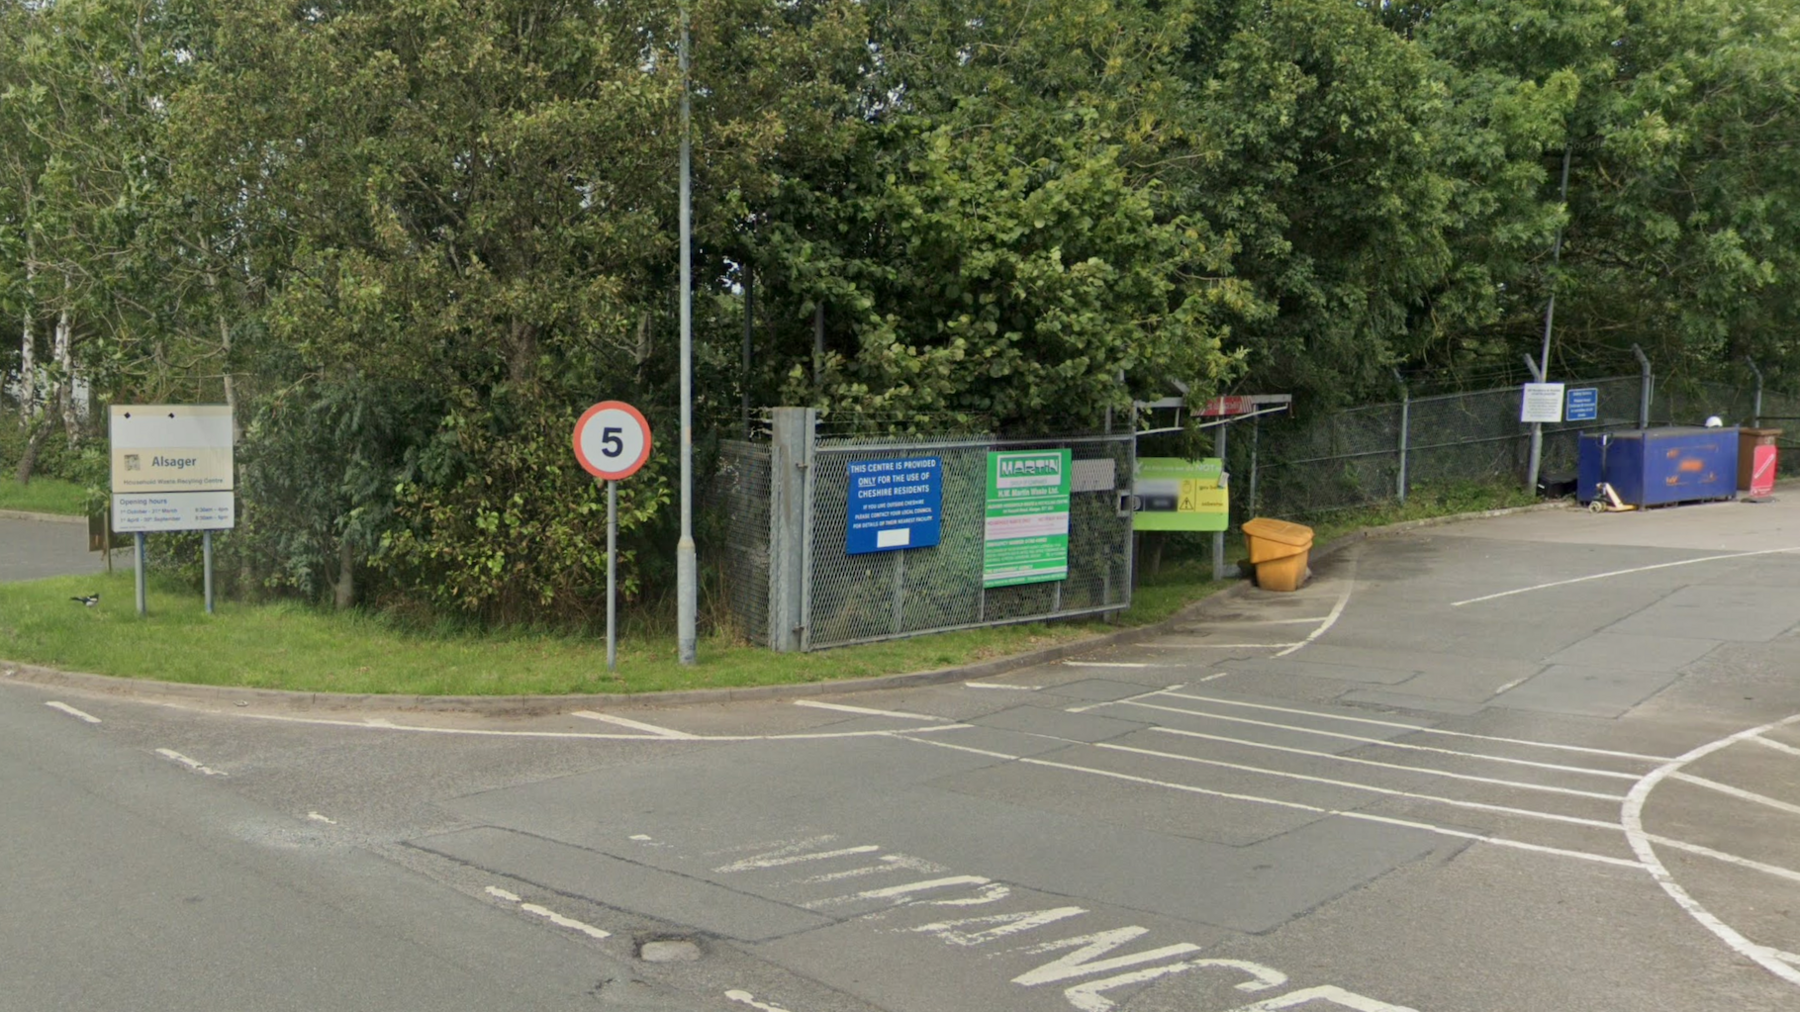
573 401 653 480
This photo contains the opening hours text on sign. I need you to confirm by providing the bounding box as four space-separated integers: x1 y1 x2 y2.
846 457 943 555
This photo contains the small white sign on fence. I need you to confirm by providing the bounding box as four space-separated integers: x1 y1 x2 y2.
1520 383 1566 423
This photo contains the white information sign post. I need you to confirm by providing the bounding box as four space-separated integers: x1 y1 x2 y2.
573 401 653 672
110 405 235 616
1520 383 1566 424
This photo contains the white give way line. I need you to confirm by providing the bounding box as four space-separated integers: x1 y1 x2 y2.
45 701 101 723
571 710 698 738
198 706 971 742
1622 711 1800 989
793 700 953 721
156 748 226 776
484 886 611 940
1450 546 1800 607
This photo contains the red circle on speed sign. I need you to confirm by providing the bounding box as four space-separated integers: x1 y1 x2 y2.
573 401 653 480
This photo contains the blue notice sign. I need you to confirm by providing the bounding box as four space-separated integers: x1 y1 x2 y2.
846 457 942 555
1566 387 1599 422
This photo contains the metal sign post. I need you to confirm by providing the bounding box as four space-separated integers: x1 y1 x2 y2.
573 401 654 674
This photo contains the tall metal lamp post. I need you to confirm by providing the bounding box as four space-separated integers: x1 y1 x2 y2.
676 5 697 665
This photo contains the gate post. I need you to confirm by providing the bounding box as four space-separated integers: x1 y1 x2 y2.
768 407 816 651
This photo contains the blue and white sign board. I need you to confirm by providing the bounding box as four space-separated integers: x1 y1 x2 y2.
846 457 942 555
1566 387 1599 422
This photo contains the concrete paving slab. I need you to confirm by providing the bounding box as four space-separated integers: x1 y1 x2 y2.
970 704 1154 742
409 826 834 941
1491 664 1682 718
1374 664 1537 703
1226 656 1417 685
1606 583 1800 642
1335 689 1492 717
1035 678 1168 702
925 753 1327 847
1279 644 1551 686
1545 632 1721 671
0 516 110 583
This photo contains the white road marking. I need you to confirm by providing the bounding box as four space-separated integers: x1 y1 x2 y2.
713 838 882 873
898 734 1641 869
965 681 1040 690
1120 700 1641 780
793 700 950 721
484 881 610 938
204 707 969 741
1644 834 1800 885
1225 984 1421 1011
1750 734 1800 758
1671 772 1800 817
306 811 337 825
1139 642 1303 650
1012 926 1200 986
520 902 611 939
1198 672 1230 682
806 875 996 908
1094 741 1626 831
1063 958 1288 1012
1451 546 1800 607
1063 661 1151 668
913 906 1088 946
629 834 655 841
725 991 795 1012
792 853 944 884
1622 712 1800 988
571 710 698 738
1273 559 1358 658
156 748 226 776
1067 684 1185 715
1148 726 1626 800
45 701 100 724
1155 691 1673 761
1491 676 1530 695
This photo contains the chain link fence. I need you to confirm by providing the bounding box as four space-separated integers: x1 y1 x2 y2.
1243 371 1789 521
717 416 1133 650
718 370 1797 647
715 439 772 644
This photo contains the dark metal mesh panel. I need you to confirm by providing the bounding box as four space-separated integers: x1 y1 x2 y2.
1252 403 1404 517
806 435 1133 649
1251 375 1645 520
715 440 772 644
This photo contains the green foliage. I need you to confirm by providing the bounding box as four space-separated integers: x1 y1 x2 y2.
3 0 1798 628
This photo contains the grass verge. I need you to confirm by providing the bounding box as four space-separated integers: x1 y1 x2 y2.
0 477 89 516
0 482 1537 696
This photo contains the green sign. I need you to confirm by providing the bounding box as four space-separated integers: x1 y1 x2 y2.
1133 457 1227 532
984 449 1072 588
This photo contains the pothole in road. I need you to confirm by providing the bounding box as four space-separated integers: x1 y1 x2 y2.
638 938 702 963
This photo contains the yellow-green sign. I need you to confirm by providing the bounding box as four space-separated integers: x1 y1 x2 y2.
1133 457 1227 531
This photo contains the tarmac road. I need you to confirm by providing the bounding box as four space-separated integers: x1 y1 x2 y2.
0 512 108 584
7 498 1800 1011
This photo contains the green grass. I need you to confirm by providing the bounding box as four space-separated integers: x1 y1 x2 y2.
0 481 1533 696
0 477 89 516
